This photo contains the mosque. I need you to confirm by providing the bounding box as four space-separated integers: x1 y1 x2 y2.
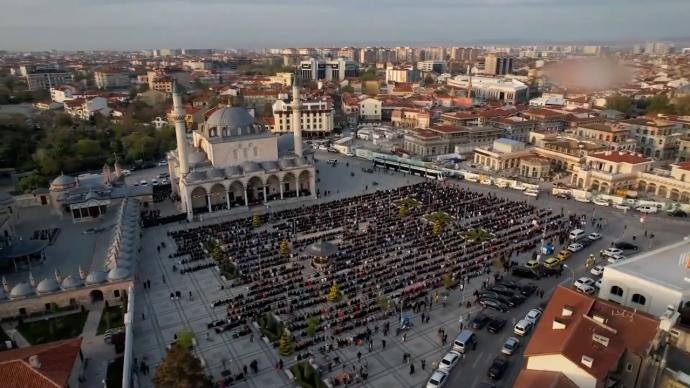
167 81 316 220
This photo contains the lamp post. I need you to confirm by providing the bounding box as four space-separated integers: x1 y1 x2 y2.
562 263 575 283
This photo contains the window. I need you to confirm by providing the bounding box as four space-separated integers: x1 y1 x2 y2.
114 289 120 298
632 293 646 305
626 363 634 372
610 285 623 297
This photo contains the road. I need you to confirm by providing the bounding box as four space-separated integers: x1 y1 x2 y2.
426 178 689 388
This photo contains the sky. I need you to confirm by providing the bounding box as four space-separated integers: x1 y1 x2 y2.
0 0 689 51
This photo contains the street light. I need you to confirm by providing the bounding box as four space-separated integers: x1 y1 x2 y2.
562 264 575 282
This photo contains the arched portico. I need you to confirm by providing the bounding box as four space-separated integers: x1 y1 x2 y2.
210 183 227 211
265 175 281 201
298 170 312 197
658 185 668 198
283 172 297 199
247 176 265 205
228 180 245 207
190 186 208 215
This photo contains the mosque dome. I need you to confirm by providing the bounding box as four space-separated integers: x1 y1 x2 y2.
108 267 131 281
86 271 108 285
50 174 77 190
10 282 35 298
205 107 263 137
261 161 279 172
188 149 207 165
36 278 61 294
61 275 84 289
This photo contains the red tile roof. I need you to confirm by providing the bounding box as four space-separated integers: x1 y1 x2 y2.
514 369 578 388
674 161 690 171
0 337 82 388
589 151 650 164
409 128 441 139
524 286 658 381
430 124 466 134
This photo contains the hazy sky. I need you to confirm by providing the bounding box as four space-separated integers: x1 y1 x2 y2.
1 0 688 50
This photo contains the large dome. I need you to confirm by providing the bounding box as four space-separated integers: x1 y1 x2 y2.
50 174 77 190
205 107 263 137
10 282 35 298
86 271 108 285
36 278 60 294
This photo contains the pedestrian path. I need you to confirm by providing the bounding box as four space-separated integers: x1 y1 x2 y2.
0 326 31 348
80 302 117 387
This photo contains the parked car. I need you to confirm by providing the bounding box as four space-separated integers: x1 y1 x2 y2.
614 241 639 251
496 280 521 290
543 257 561 269
593 197 610 206
512 267 541 280
524 309 543 325
636 205 658 214
567 243 584 253
600 247 623 258
513 319 533 336
590 265 605 276
668 209 688 217
157 160 168 166
577 284 597 295
501 337 520 356
487 357 509 380
588 232 602 241
518 283 538 296
426 370 449 388
479 299 508 313
487 318 507 334
613 203 631 210
525 259 540 269
607 253 627 264
438 351 461 372
489 284 515 296
122 169 132 176
573 277 595 288
595 279 602 289
554 192 571 199
472 314 492 329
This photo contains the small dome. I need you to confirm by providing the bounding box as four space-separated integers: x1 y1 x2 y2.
10 282 35 298
278 159 296 169
261 161 279 172
108 267 131 281
205 107 261 137
61 275 84 289
36 278 60 294
85 191 100 201
108 259 130 270
225 166 242 176
188 149 207 165
86 271 108 285
241 161 261 173
207 168 225 179
50 174 77 189
186 171 207 182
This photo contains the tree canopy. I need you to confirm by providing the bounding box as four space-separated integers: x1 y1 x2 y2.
152 343 211 388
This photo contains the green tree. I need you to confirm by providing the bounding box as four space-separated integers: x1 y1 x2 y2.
341 85 354 94
442 273 456 290
377 296 392 312
211 243 223 262
176 328 195 349
306 315 320 337
279 239 291 256
360 68 378 81
433 220 443 236
278 329 294 356
252 214 262 228
18 174 48 193
605 95 633 114
399 203 409 218
73 138 103 159
327 282 342 302
646 95 674 114
152 343 212 388
673 95 690 115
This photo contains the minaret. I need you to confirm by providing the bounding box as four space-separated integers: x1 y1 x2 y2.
466 64 473 99
172 82 190 175
291 77 303 158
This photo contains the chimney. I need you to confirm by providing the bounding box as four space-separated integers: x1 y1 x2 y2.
29 355 42 369
562 305 574 317
581 355 594 368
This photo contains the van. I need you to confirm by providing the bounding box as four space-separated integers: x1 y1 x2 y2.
569 229 586 241
452 330 476 353
636 205 658 214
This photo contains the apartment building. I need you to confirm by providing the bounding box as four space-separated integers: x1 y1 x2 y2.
64 96 111 120
272 98 334 136
299 58 359 81
359 98 382 122
619 118 684 160
24 67 73 91
94 69 130 89
484 54 514 75
404 124 504 158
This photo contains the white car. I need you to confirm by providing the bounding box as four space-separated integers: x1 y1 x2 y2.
513 319 533 336
613 203 631 210
139 180 148 186
524 189 539 197
513 183 527 191
524 309 542 325
501 337 520 356
600 247 623 258
636 205 658 214
122 169 132 176
567 243 584 252
438 351 461 372
577 284 597 295
587 232 602 241
574 197 591 203
607 253 627 264
426 370 449 388
590 265 605 276
574 277 595 288
593 198 610 206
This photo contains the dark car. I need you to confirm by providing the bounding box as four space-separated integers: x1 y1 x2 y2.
512 266 541 280
518 283 538 296
479 291 501 300
539 266 560 277
496 280 521 290
669 209 687 217
579 238 594 247
487 318 507 334
479 298 508 313
489 285 515 297
554 192 571 199
507 294 527 306
472 314 492 329
614 241 639 251
487 356 509 380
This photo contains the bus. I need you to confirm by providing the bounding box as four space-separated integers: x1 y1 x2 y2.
373 157 446 181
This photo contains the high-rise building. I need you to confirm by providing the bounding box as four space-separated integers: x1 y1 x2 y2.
484 54 514 75
385 65 419 84
299 58 359 81
94 69 130 89
417 60 446 74
21 65 73 91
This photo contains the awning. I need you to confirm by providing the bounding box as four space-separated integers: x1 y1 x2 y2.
0 240 49 260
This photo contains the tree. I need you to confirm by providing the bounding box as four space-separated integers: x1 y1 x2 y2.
605 95 633 114
341 85 354 94
278 329 294 356
279 239 291 256
73 138 103 159
176 328 195 349
327 281 342 302
252 214 262 228
306 315 320 337
646 95 674 114
18 174 48 193
442 273 456 290
360 68 378 82
377 296 392 312
153 343 212 388
673 95 690 115
433 220 443 236
211 243 223 262
399 203 409 218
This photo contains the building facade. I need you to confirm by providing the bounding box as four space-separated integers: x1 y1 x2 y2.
95 69 130 89
446 75 529 104
299 58 359 81
619 118 684 160
359 98 382 122
272 98 334 137
484 54 514 75
25 69 73 91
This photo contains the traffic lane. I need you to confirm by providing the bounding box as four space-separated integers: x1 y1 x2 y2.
124 165 168 185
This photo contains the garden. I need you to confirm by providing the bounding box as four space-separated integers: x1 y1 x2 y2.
17 310 89 345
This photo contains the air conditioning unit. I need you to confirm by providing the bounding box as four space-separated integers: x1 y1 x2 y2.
581 355 594 368
592 333 610 347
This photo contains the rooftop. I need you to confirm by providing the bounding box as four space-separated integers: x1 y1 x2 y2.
589 151 650 164
605 238 690 292
579 123 628 133
0 337 83 388
514 369 578 388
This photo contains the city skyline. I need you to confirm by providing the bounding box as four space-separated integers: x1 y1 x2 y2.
1 0 689 51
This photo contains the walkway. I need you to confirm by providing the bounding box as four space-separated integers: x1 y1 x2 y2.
80 302 117 387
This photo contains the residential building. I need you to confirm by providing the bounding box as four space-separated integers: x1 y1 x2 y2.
446 75 529 104
147 69 191 92
679 135 690 161
484 53 514 75
24 67 73 91
359 98 382 122
50 85 77 103
574 122 637 152
272 97 334 136
473 138 533 172
490 116 536 143
63 96 112 120
441 107 520 127
404 124 504 158
532 135 606 172
385 65 419 84
417 60 446 74
94 69 130 89
391 108 431 129
0 338 84 388
571 151 653 193
299 58 359 81
619 118 684 159
517 286 662 388
598 238 690 317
